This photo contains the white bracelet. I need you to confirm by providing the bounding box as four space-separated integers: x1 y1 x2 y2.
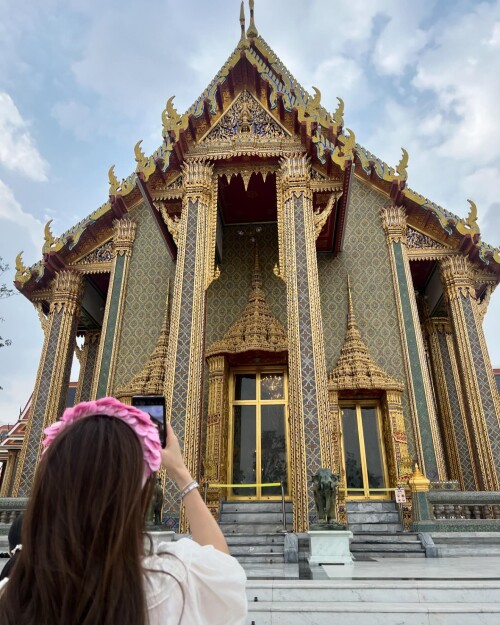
180 480 199 500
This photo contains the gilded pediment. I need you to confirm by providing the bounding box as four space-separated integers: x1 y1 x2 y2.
200 90 290 145
406 226 451 251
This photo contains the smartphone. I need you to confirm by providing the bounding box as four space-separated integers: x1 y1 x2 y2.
132 395 167 448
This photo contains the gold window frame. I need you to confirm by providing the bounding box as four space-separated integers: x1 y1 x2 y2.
227 366 291 501
340 399 391 500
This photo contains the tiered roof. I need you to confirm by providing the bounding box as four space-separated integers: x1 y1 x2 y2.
14 0 500 297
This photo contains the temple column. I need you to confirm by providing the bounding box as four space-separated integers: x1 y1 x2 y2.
92 217 137 398
440 255 500 489
381 205 445 481
424 318 478 489
0 451 19 497
13 270 83 496
75 331 101 403
163 161 215 531
204 355 229 519
279 155 334 531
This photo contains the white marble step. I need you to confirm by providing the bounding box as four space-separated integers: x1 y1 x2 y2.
347 501 398 512
351 542 424 552
219 511 293 524
349 522 402 532
220 522 287 533
247 601 500 625
225 534 285 546
221 502 293 513
351 532 421 543
229 544 284 555
246 579 500 603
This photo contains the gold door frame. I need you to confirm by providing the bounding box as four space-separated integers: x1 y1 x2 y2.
227 366 291 500
340 400 391 500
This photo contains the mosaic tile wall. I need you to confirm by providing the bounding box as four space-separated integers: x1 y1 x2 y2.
113 203 175 389
436 330 476 489
206 223 287 346
97 255 124 396
462 297 500 480
317 178 416 456
18 311 63 496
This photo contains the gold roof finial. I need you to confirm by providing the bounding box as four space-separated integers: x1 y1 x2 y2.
240 1 246 35
246 0 258 38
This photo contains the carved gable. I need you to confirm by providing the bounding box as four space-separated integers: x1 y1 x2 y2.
201 90 290 145
406 226 450 250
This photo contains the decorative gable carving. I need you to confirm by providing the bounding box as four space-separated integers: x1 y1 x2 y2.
202 90 290 145
406 226 449 250
76 240 114 266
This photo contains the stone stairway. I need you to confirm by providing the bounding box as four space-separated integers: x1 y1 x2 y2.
246 577 500 624
218 501 298 579
347 500 426 558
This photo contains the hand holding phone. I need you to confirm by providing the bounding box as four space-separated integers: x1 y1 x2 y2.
131 395 167 448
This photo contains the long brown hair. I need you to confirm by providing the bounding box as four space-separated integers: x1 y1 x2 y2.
0 415 155 625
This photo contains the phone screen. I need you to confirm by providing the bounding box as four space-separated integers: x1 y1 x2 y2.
132 396 166 448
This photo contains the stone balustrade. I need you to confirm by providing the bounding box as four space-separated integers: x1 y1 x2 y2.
0 497 28 525
412 490 500 532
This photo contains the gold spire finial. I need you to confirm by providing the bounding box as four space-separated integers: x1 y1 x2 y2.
240 1 245 33
246 0 258 38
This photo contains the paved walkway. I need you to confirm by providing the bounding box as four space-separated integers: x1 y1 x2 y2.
322 555 500 579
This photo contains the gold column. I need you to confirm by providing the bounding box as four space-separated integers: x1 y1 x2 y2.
381 205 446 480
75 330 101 404
204 355 229 518
440 255 500 489
279 155 334 531
0 451 19 497
92 217 137 398
13 270 83 496
163 160 215 532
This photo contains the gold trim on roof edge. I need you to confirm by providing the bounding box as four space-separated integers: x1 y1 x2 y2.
17 12 500 286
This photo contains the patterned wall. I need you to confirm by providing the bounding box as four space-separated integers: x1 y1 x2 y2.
17 312 63 495
317 178 415 455
113 203 175 389
206 223 287 346
462 297 500 478
437 330 476 489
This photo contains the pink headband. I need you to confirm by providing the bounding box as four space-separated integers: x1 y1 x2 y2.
42 397 162 483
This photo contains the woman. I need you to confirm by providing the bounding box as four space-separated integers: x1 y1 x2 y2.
0 397 247 625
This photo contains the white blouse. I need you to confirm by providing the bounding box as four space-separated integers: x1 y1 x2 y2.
0 539 248 625
144 538 248 625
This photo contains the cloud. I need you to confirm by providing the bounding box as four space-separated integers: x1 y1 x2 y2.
0 92 49 181
412 2 500 163
0 179 44 250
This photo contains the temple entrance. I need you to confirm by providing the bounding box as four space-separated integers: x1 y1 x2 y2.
341 401 390 500
228 368 290 500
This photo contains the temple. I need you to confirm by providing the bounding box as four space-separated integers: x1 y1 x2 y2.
2 1 500 534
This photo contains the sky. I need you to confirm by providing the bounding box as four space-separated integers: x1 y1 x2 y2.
0 0 499 425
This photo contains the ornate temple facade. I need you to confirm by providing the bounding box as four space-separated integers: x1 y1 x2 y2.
3 2 500 532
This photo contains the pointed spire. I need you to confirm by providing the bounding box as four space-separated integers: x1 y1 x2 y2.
115 296 171 398
328 276 403 391
206 244 287 357
246 0 258 38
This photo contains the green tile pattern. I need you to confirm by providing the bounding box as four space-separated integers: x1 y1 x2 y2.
393 241 438 479
96 254 124 397
113 203 175 389
462 297 500 481
436 330 476 489
318 179 414 455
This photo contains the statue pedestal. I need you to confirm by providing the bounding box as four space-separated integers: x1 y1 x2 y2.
145 530 175 552
307 530 354 565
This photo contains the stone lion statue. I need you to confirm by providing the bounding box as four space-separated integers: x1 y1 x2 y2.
312 468 340 524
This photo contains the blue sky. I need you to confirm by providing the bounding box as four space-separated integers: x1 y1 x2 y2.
1 0 499 424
